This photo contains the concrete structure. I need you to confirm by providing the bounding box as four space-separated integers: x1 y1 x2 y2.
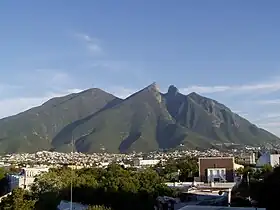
206 168 226 182
133 158 160 167
57 200 88 210
8 167 49 191
0 192 11 203
21 167 49 177
256 153 280 167
8 175 25 191
198 157 235 182
239 153 256 165
233 163 244 170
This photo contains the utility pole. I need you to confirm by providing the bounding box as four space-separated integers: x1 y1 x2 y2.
70 135 74 210
247 172 251 201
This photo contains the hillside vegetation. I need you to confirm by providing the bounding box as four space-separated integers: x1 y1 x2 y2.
0 83 278 153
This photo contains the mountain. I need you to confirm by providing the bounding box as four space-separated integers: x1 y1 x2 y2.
0 84 279 153
0 88 120 153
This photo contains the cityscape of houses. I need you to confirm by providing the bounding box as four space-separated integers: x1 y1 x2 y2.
0 146 279 210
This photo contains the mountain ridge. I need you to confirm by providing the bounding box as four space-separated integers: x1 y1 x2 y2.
0 83 278 154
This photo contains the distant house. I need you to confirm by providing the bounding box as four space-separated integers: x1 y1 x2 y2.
238 153 256 165
256 152 280 168
133 158 160 167
57 200 88 210
198 157 235 183
8 167 49 191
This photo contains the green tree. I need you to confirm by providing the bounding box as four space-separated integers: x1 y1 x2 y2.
3 164 176 210
0 188 35 210
0 167 8 196
156 156 198 181
257 166 280 210
0 168 5 181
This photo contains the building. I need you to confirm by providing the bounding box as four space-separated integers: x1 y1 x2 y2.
198 157 235 183
8 167 49 191
57 200 88 210
239 153 256 165
256 153 280 168
133 158 160 167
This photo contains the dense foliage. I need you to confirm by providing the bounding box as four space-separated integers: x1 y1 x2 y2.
155 157 199 182
233 165 279 209
0 167 8 197
0 164 174 210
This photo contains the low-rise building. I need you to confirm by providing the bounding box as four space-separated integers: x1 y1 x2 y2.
8 167 49 191
133 158 160 167
198 157 235 183
256 153 280 168
239 153 256 165
57 200 88 210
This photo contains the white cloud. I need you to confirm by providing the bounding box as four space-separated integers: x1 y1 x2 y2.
34 69 72 86
75 33 102 55
0 89 83 119
0 70 84 119
257 99 280 105
181 85 230 94
250 113 280 137
258 121 280 137
106 87 137 99
180 78 280 95
0 84 22 93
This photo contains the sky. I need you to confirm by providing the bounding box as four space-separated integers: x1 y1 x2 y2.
0 1 280 137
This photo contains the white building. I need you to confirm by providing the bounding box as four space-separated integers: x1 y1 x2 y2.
8 167 49 191
133 158 160 167
57 200 88 210
239 153 256 165
256 153 280 168
206 168 226 183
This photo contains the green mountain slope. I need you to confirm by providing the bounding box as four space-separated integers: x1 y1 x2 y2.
0 88 120 153
163 85 279 146
0 83 279 153
53 83 214 153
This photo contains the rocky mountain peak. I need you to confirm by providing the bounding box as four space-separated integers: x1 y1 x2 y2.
167 85 179 96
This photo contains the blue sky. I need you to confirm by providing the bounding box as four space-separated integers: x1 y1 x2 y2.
0 1 280 136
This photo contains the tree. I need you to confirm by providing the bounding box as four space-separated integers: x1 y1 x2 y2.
0 164 175 210
30 164 174 210
156 156 198 181
0 168 5 181
0 188 35 210
0 167 8 196
257 166 280 210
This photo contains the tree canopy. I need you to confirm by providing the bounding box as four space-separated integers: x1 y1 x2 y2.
0 164 175 210
155 156 198 182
